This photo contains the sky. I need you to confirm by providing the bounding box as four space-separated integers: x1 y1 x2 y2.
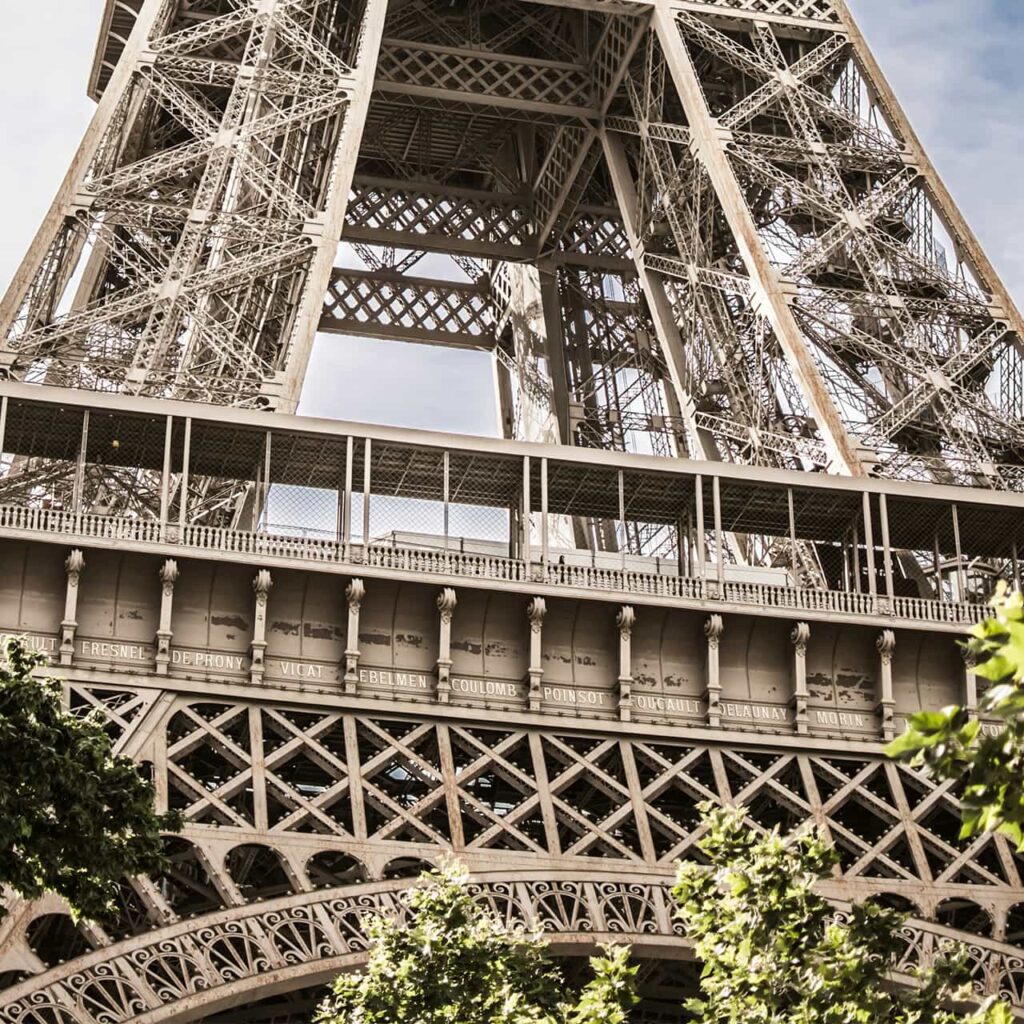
0 0 1021 435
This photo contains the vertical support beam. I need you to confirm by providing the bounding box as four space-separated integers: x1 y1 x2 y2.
0 396 8 462
650 3 866 477
342 435 354 552
443 449 450 552
1012 539 1021 593
712 474 724 593
616 605 636 723
876 629 896 740
862 492 877 597
879 492 895 603
790 622 810 736
343 578 365 695
527 596 546 713
963 646 979 722
154 559 179 676
852 520 862 593
178 417 192 532
342 715 368 840
540 457 550 568
60 549 85 666
695 474 706 579
260 430 272 531
362 437 371 552
704 613 723 728
787 487 799 586
250 570 273 685
72 410 89 515
521 455 532 561
159 415 173 539
618 469 627 572
436 587 457 704
952 504 966 600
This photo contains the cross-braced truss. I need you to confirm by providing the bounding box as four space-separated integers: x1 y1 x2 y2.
3 0 1022 492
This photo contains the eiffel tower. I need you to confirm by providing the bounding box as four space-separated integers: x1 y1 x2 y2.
2 0 1024 1020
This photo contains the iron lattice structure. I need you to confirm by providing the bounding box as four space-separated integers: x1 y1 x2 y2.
2 1 1024 1022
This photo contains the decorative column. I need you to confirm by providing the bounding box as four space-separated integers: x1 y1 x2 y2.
60 550 85 666
876 629 896 740
250 570 273 685
436 588 457 704
343 578 365 695
526 597 546 712
790 622 810 735
704 614 724 728
616 606 636 723
154 559 179 676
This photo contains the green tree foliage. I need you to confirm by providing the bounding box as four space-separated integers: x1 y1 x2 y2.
887 586 1024 847
315 860 637 1024
674 804 1009 1024
0 637 179 921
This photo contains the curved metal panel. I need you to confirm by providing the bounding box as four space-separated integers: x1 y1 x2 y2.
169 559 252 680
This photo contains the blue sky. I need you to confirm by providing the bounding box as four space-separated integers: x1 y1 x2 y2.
0 0 1021 435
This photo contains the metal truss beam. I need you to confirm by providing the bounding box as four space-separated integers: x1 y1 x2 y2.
320 267 495 349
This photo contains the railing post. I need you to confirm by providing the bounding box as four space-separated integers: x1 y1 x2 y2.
250 570 273 685
343 578 365 695
876 629 896 740
60 549 85 667
790 622 810 735
155 559 178 676
526 596 546 712
616 605 635 722
436 587 457 704
704 614 723 728
159 416 173 541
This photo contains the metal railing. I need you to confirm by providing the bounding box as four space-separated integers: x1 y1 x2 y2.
0 503 988 628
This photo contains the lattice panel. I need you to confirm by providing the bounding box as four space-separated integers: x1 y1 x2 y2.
377 41 594 112
148 698 1024 904
321 269 495 346
677 0 840 22
346 181 532 251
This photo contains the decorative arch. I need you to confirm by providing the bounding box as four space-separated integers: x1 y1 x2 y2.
2 872 1023 1024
